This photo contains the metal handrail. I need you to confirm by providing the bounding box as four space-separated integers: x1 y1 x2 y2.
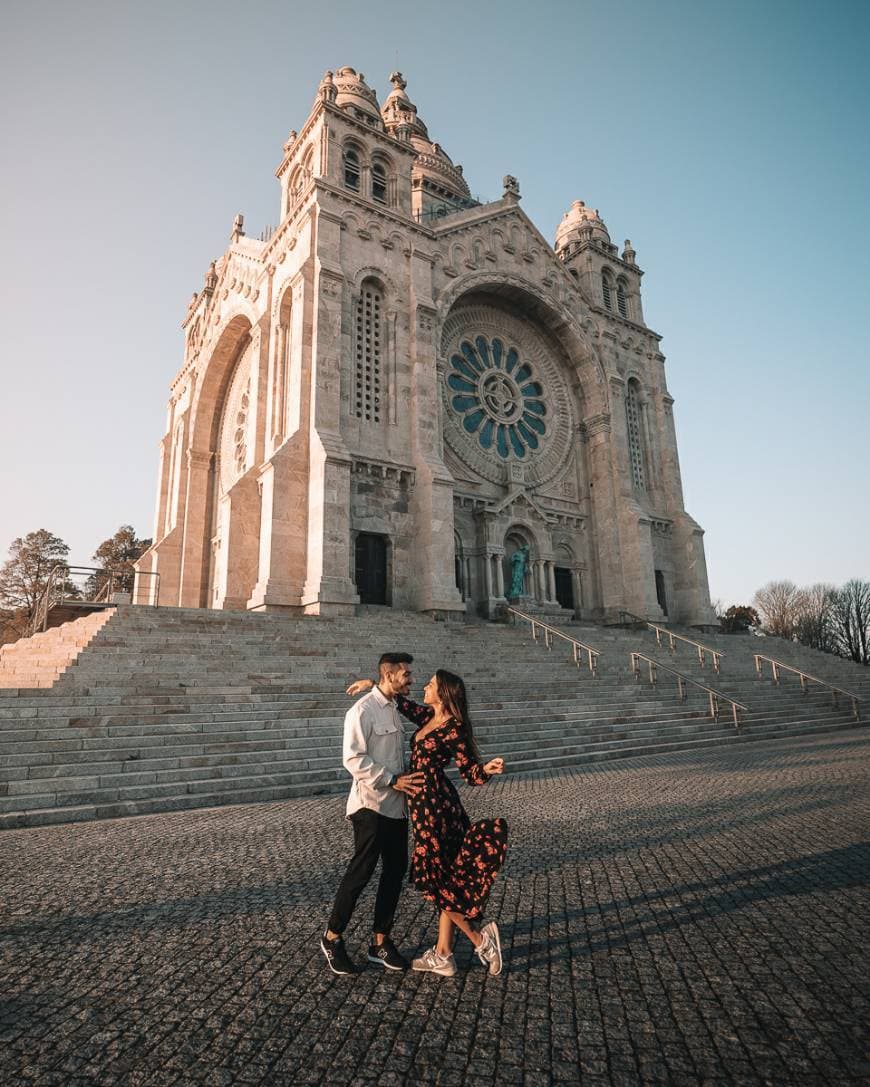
617 611 723 672
647 624 723 673
508 607 600 677
29 565 160 635
754 654 862 722
630 652 747 728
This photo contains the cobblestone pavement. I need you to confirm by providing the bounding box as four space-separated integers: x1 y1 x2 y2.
1 731 868 1087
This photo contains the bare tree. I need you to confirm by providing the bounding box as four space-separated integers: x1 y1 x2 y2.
753 580 803 639
830 579 870 665
793 583 837 653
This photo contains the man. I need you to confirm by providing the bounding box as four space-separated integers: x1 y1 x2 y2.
321 652 424 975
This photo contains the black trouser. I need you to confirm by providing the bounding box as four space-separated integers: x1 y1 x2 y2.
328 809 408 937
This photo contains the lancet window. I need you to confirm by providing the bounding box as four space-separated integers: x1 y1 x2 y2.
601 270 613 310
354 282 383 422
625 380 646 490
616 278 628 319
343 147 361 192
371 160 387 205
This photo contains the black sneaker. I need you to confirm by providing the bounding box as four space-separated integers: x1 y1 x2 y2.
320 933 357 976
367 936 409 971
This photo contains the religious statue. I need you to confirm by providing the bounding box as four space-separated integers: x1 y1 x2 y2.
509 545 529 598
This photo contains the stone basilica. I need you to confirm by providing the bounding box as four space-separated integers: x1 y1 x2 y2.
135 67 715 625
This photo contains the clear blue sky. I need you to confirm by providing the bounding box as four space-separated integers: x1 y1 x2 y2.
1 0 867 605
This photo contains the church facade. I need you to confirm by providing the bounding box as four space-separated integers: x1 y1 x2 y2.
135 67 715 625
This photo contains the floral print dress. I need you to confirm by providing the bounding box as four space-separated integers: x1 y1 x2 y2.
395 695 508 920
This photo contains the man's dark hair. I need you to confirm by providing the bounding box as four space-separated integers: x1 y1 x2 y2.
378 652 413 678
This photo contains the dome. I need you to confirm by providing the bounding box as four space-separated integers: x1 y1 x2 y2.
380 72 470 199
333 66 382 123
381 71 430 140
555 200 610 251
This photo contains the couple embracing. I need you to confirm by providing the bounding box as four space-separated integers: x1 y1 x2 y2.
320 653 508 978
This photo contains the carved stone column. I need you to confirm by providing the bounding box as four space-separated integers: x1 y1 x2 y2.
495 554 505 598
406 290 463 615
573 569 584 612
547 561 557 602
301 235 359 615
178 448 215 608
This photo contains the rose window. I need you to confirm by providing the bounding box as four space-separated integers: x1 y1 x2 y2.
447 336 547 459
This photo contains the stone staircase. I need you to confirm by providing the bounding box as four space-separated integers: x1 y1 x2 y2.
0 606 863 829
0 610 117 688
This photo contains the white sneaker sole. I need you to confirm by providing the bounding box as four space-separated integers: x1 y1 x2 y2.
411 960 457 977
482 923 503 976
367 953 406 971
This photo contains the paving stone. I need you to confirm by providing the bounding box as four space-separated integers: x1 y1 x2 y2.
0 732 867 1086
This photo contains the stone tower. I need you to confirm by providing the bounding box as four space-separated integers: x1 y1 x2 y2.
135 67 715 624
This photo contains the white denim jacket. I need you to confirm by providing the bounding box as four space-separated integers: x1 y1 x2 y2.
343 686 408 819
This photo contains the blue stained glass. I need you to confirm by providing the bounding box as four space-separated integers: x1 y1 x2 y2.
517 420 539 448
509 426 526 457
448 374 477 392
451 354 478 382
448 333 547 459
461 341 483 371
463 409 485 433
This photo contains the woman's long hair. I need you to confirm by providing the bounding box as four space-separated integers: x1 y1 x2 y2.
435 669 481 762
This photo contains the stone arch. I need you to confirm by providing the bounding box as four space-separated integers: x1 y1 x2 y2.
189 312 255 456
184 311 262 610
341 210 363 237
436 270 608 419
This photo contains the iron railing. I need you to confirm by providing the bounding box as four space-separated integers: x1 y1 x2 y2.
630 652 746 728
30 565 160 635
754 654 862 722
647 624 723 673
615 612 723 671
507 607 600 677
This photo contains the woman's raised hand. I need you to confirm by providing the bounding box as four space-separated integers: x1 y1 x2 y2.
483 757 505 776
346 678 375 696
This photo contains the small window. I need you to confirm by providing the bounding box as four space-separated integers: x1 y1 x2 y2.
617 280 628 319
601 271 612 310
372 161 387 205
344 148 360 192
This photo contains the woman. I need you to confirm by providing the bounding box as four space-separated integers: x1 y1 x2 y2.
348 669 508 977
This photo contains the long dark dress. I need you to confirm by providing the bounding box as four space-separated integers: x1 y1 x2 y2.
395 695 508 920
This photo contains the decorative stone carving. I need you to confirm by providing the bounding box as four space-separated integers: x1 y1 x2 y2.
218 341 254 494
440 303 575 487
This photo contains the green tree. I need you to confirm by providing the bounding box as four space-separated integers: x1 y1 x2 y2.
720 605 760 633
0 530 71 618
87 525 152 597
